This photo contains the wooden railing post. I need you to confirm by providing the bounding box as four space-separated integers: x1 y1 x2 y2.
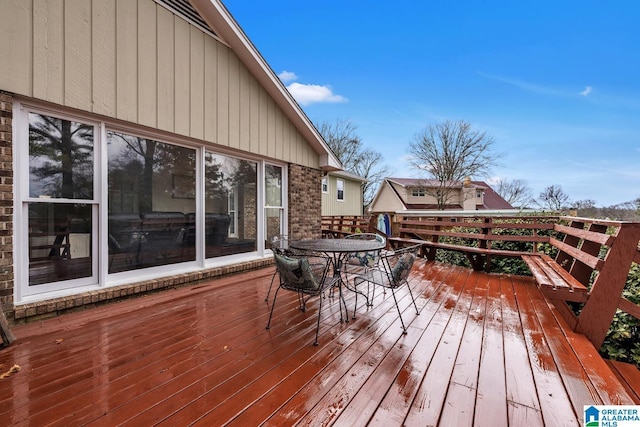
575 223 640 348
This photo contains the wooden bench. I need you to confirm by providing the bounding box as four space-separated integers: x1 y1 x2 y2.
518 217 616 305
389 215 553 271
321 216 376 239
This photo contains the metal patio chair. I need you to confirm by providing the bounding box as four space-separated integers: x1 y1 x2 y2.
342 233 386 274
266 252 341 346
265 235 293 302
352 244 421 333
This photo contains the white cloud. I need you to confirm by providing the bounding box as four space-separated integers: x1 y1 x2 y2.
278 70 298 83
286 82 347 106
579 86 592 96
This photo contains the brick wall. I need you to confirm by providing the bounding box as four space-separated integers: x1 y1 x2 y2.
288 164 322 239
0 92 14 321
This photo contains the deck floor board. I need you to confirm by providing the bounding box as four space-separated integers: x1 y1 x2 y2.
0 260 635 426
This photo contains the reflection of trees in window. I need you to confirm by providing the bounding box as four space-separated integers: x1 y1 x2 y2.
205 153 227 212
108 132 195 214
265 164 282 206
29 113 94 199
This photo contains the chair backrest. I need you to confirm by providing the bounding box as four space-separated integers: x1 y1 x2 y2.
274 253 322 291
387 245 420 286
271 235 291 255
344 233 386 268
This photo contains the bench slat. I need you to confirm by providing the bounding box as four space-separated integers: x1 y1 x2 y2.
550 238 605 271
554 224 615 246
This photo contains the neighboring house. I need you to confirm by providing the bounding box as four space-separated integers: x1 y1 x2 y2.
321 171 367 216
368 177 513 213
0 0 341 321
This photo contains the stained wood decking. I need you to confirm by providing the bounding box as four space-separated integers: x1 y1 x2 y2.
0 260 635 426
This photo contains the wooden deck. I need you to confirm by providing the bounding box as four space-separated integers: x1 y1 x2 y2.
0 260 636 426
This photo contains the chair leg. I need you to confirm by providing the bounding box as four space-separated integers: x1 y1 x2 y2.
265 271 277 302
390 288 408 334
314 292 323 346
407 282 420 315
265 287 281 330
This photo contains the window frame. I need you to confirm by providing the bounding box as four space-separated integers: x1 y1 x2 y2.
336 179 344 201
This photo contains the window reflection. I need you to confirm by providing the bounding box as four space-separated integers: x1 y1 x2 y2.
204 153 257 258
29 113 94 199
264 164 284 244
28 203 93 286
107 131 196 273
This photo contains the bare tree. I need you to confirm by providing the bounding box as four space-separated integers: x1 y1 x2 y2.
494 178 534 208
407 119 499 209
536 185 571 211
317 119 389 206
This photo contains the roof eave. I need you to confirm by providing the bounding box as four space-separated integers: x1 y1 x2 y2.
187 0 341 171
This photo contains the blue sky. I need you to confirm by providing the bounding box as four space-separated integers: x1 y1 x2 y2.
223 1 640 206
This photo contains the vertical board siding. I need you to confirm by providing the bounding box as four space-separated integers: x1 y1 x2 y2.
116 0 138 122
1 0 319 168
216 46 229 146
92 0 117 117
238 65 250 153
174 15 191 136
156 6 175 132
189 26 204 140
227 52 240 150
322 175 364 216
203 36 218 143
64 0 92 111
33 0 64 104
0 0 32 96
137 0 157 128
248 75 260 154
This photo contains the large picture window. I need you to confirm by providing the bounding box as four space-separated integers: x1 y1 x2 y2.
204 152 257 258
107 131 196 273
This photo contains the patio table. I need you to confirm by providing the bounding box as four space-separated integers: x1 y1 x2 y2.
289 238 386 318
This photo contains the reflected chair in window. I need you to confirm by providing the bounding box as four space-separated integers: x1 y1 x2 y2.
352 244 421 334
266 252 341 346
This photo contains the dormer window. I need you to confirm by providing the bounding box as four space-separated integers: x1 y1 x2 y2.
412 188 426 197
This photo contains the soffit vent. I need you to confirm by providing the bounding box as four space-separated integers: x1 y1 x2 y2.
155 0 216 37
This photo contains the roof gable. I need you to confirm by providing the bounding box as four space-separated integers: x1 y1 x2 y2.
187 0 341 171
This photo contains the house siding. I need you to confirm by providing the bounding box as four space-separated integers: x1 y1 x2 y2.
0 0 319 169
321 174 363 216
